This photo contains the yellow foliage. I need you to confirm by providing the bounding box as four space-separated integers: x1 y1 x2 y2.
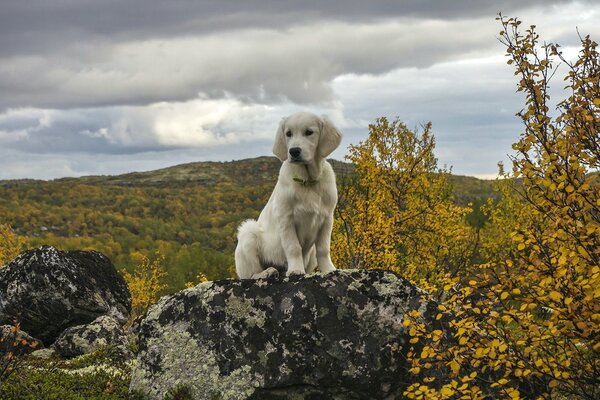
0 224 27 266
400 15 599 400
332 118 477 287
184 272 209 288
121 252 169 322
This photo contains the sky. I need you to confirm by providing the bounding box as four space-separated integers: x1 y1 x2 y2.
0 1 598 180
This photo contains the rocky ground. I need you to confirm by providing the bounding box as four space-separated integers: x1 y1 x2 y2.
1 246 509 400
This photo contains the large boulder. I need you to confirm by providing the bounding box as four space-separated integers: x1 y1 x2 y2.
0 246 131 345
130 269 438 400
53 315 131 358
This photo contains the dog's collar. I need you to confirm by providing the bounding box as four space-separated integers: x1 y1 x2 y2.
293 164 321 186
293 176 319 186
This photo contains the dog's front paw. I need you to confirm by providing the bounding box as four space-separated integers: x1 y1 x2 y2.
252 267 279 279
286 266 306 276
318 262 337 273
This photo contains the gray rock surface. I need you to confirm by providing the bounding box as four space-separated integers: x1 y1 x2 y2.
29 348 57 359
53 315 131 358
0 246 131 345
130 269 438 400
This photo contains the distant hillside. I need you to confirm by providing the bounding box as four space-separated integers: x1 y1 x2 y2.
0 157 498 290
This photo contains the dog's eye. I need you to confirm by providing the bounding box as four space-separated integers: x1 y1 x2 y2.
305 129 313 136
285 130 292 137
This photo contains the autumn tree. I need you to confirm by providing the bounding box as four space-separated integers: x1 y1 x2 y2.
404 15 599 399
332 118 477 287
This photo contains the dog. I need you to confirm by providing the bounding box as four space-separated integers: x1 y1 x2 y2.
235 112 342 279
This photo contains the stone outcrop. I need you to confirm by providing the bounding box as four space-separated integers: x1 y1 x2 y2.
52 315 131 358
0 246 131 345
130 269 438 400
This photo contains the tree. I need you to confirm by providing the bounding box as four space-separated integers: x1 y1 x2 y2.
404 15 599 399
332 118 477 287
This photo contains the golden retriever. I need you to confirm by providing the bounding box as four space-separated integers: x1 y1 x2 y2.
235 112 342 279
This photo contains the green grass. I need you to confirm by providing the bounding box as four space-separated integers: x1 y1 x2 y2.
0 347 145 400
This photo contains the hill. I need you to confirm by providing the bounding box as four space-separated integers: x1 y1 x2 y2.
0 157 498 290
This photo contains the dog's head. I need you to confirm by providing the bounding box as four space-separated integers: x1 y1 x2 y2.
272 112 342 163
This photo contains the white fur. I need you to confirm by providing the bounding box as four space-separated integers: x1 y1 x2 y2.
235 112 342 279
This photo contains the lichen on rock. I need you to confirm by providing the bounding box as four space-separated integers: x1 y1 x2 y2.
53 315 131 358
131 269 437 400
0 246 131 345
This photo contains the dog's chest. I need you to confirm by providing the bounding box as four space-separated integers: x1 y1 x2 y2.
292 187 332 243
292 187 330 219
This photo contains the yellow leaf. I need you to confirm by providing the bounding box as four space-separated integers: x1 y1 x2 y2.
449 360 460 374
564 297 573 305
548 291 563 301
409 366 421 374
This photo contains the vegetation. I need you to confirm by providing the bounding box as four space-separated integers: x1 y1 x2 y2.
332 119 478 289
0 225 27 266
0 157 493 291
121 253 169 323
0 158 284 290
333 15 598 400
0 346 144 400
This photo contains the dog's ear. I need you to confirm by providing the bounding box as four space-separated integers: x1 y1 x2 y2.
318 116 342 158
272 117 288 162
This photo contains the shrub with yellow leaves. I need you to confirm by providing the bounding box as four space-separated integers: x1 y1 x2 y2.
184 272 209 288
121 252 169 323
0 224 27 266
403 15 599 400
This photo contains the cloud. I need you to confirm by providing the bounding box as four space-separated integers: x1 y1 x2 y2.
0 0 598 179
0 96 347 156
0 18 501 110
3 1 596 111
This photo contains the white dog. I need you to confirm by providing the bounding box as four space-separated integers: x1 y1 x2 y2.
235 112 342 279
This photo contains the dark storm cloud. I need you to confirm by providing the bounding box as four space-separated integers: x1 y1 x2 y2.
0 1 577 45
0 0 585 111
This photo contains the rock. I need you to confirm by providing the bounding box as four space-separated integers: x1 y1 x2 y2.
130 269 438 400
0 246 131 345
0 324 43 356
30 348 57 359
53 315 132 358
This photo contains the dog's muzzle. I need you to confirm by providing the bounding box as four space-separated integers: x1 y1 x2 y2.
289 147 302 162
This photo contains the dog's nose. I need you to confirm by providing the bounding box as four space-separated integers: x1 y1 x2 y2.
289 147 301 159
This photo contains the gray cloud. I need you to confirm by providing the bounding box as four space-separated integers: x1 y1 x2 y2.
0 0 590 111
1 18 499 110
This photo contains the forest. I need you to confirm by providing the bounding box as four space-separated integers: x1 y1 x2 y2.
0 157 493 290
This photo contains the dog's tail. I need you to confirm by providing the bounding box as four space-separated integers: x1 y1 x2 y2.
235 219 264 279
